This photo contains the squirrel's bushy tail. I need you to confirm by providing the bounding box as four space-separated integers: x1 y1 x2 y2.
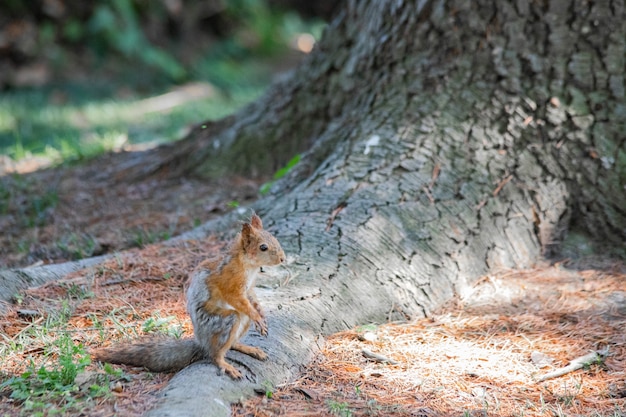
92 338 203 372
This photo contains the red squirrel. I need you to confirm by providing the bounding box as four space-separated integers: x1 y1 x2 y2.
93 214 286 379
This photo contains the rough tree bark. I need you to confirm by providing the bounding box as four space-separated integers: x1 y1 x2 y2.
138 1 626 415
4 1 625 416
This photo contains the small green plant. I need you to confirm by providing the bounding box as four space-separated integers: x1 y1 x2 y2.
327 399 353 417
261 380 274 399
92 363 131 396
57 233 99 261
88 313 107 341
0 174 58 228
102 363 125 379
1 335 93 414
583 354 606 370
131 227 171 248
356 323 378 333
11 129 27 160
556 380 583 407
46 299 74 328
29 191 59 227
142 313 182 338
13 292 24 305
260 153 301 194
365 398 405 415
62 282 95 301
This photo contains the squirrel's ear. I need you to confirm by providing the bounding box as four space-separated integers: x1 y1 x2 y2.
250 213 263 229
241 222 253 244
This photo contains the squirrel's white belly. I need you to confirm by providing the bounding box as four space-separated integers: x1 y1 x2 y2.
236 315 251 339
214 298 235 310
213 299 252 339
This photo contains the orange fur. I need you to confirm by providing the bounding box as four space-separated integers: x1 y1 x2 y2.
193 213 284 377
93 214 285 379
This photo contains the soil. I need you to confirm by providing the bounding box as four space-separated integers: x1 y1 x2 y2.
0 149 264 269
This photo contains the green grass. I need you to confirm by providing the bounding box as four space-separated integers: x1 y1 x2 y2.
0 334 130 416
130 227 174 249
0 75 266 165
0 173 58 228
0 285 127 416
0 4 327 167
142 312 182 339
55 233 100 261
327 399 354 417
0 275 182 415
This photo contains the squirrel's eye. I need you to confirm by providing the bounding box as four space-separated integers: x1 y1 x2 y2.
260 244 268 252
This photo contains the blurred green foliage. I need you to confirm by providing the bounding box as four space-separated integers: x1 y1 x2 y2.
0 0 327 164
87 0 186 80
0 79 265 163
2 0 326 83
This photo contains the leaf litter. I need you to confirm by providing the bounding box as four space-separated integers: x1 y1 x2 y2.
0 230 625 416
234 259 626 417
0 238 222 416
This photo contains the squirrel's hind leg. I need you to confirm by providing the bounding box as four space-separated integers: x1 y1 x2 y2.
211 312 247 379
192 306 243 379
231 342 268 361
230 315 265 360
228 315 267 359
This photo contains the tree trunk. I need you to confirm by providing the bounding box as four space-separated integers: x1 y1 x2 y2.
130 0 626 247
15 1 626 415
147 0 626 414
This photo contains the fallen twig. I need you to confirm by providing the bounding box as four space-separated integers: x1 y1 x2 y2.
536 348 609 382
361 348 399 365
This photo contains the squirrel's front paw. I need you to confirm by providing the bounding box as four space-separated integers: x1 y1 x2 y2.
249 298 264 318
254 317 268 336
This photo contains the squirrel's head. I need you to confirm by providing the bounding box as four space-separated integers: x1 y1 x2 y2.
240 213 286 267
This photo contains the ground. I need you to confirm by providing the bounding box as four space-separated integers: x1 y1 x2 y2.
233 261 626 417
0 154 624 416
0 149 263 269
